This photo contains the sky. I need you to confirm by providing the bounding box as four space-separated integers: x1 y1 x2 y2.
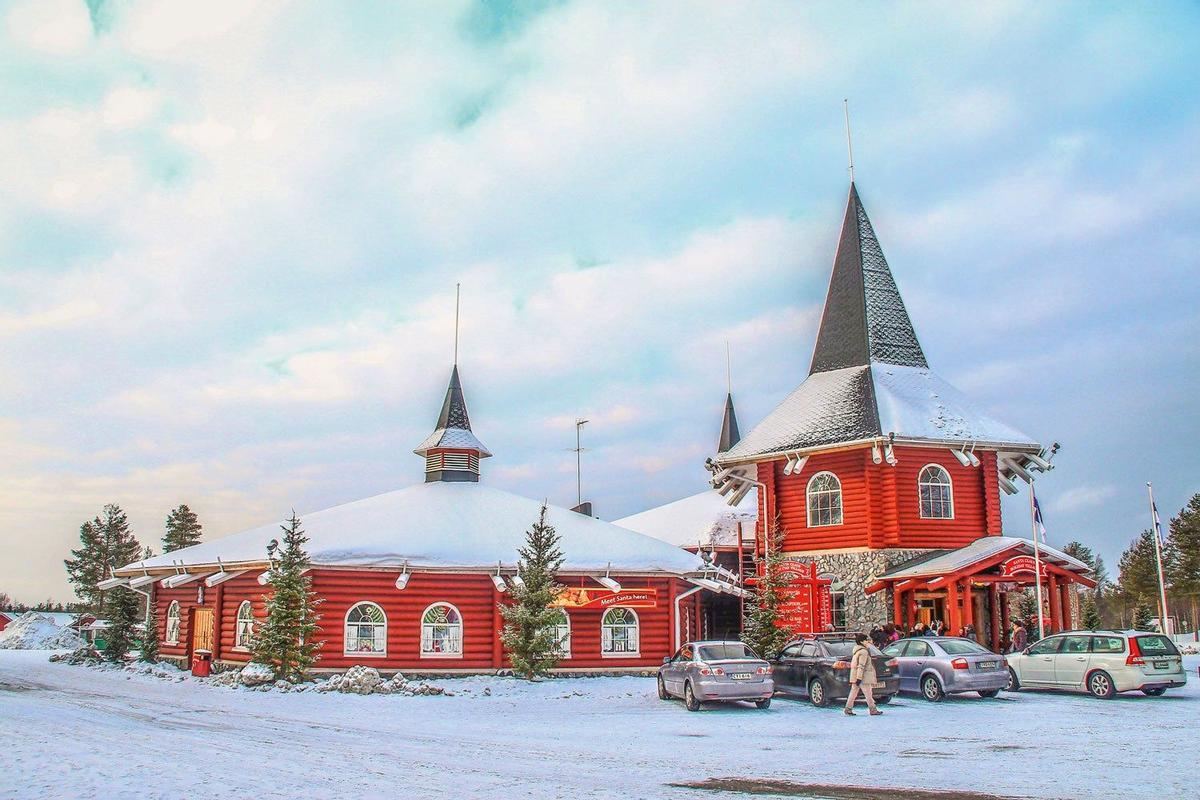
1 0 1198 605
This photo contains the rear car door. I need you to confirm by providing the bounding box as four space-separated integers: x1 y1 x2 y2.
882 641 910 689
904 639 934 691
1053 635 1092 687
1023 636 1063 685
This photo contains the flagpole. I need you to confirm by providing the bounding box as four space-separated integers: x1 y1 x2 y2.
1146 482 1171 635
1029 485 1045 640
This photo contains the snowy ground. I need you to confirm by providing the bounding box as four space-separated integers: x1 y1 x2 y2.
1 652 1195 800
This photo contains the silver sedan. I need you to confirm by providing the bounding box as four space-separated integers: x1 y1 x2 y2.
658 641 775 711
881 637 1009 701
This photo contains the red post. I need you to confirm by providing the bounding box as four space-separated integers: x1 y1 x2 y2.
1060 580 1074 630
946 582 961 637
1047 574 1061 633
212 583 224 662
961 581 974 636
1000 590 1011 650
491 584 503 669
892 585 903 629
989 583 1001 652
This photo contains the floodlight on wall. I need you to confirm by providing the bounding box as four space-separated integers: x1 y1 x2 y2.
952 445 972 467
998 473 1019 495
511 574 526 589
785 454 808 476
872 442 883 464
394 563 411 590
1024 452 1052 472
98 577 129 590
967 443 981 467
490 572 507 593
884 433 897 466
596 565 621 592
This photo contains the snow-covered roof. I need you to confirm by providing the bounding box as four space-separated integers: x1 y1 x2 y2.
876 536 1091 582
613 488 758 549
719 184 1039 463
116 481 707 577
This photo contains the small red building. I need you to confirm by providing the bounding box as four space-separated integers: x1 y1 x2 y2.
113 364 737 674
707 181 1095 648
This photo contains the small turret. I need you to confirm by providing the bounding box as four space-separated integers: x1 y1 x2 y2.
413 365 491 482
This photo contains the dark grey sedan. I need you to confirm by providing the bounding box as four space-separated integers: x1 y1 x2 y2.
881 637 1008 701
658 641 775 711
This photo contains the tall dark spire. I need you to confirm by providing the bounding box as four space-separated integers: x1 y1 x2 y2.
414 365 491 483
808 184 927 375
718 393 741 453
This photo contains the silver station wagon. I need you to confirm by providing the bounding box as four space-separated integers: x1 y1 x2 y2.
881 637 1009 701
658 641 774 711
1006 630 1187 699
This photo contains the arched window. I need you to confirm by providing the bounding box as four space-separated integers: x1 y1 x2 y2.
806 471 843 527
234 601 255 650
601 607 639 657
344 602 387 657
550 609 571 659
165 601 181 644
919 464 954 519
420 603 462 658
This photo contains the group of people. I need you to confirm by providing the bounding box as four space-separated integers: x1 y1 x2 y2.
868 619 979 647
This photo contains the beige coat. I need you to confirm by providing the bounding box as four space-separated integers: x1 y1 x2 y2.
849 644 882 689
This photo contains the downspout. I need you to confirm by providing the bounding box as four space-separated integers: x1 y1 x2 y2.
674 585 704 651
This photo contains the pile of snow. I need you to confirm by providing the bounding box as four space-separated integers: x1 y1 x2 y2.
1179 642 1199 655
314 665 447 696
238 661 276 687
0 612 84 650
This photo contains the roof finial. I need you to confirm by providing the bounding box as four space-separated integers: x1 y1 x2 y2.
843 98 855 184
453 282 461 366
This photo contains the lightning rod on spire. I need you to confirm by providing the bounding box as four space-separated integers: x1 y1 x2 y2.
843 98 855 184
453 283 461 366
725 340 732 395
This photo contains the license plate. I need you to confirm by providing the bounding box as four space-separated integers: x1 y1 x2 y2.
1153 661 1168 669
731 672 753 680
980 661 999 670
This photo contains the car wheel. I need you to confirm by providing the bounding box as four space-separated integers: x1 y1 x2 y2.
979 689 1000 699
921 674 945 702
684 682 701 712
1143 688 1166 697
875 694 892 704
1087 670 1116 700
808 678 829 708
755 698 772 709
1005 667 1021 692
657 676 670 700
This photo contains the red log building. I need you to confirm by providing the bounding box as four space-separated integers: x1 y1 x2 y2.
114 365 740 674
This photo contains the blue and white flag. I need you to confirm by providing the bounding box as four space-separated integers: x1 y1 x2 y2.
1031 489 1047 543
1151 500 1165 544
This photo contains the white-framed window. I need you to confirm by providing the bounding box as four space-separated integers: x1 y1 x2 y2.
420 603 462 658
601 607 639 657
234 601 255 650
830 591 847 630
550 609 571 659
806 471 843 527
165 601 180 645
344 602 388 657
918 464 954 519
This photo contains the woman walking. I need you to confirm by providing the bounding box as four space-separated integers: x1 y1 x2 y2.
844 633 883 716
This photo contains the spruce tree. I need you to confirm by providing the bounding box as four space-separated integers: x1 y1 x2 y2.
1166 493 1200 633
1117 530 1164 602
1079 592 1102 629
105 586 141 662
250 513 322 682
163 504 203 553
499 505 566 679
140 593 160 662
1133 596 1154 631
64 504 142 615
741 517 794 660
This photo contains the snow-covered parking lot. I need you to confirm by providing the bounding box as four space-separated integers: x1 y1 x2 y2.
1 651 1195 799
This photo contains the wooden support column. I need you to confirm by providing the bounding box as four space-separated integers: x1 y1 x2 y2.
1060 581 1074 630
1000 591 1011 650
961 582 974 637
946 582 961 637
989 584 1001 653
491 585 503 668
1047 574 1061 633
212 583 224 661
892 585 903 629
907 592 918 632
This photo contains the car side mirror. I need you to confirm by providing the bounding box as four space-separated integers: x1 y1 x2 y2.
662 656 671 665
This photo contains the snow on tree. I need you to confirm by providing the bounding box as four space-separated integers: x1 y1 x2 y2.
64 504 142 615
1079 592 1102 629
105 586 141 662
499 504 566 679
251 513 322 682
741 517 794 660
1133 596 1154 631
163 504 203 553
140 593 160 663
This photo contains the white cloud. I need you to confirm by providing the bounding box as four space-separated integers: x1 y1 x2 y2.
5 0 92 55
1049 485 1117 514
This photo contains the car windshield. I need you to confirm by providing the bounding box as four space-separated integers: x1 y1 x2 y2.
697 643 758 661
939 639 990 655
1136 635 1179 657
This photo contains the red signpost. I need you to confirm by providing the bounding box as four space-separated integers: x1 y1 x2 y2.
775 562 832 634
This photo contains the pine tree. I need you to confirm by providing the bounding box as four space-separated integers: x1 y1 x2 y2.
1117 530 1164 621
1133 596 1154 631
499 505 566 680
163 505 203 553
64 504 142 615
1079 592 1102 629
140 593 160 663
741 517 794 660
250 513 322 682
105 586 141 662
1166 493 1200 633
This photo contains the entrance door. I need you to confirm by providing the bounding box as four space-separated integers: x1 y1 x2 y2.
192 608 215 653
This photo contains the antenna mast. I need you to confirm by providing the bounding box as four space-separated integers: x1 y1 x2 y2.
453 283 461 366
725 340 732 394
573 418 589 507
843 98 855 183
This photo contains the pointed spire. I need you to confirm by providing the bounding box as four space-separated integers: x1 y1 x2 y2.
718 392 741 453
436 365 471 430
808 184 927 375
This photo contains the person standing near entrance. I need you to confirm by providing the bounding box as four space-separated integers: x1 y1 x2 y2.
844 633 883 716
1009 621 1027 653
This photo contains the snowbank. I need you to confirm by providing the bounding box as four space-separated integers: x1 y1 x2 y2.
0 612 83 650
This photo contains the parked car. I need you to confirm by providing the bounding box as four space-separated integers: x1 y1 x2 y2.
770 636 900 707
1006 630 1187 699
658 641 775 711
881 637 1008 701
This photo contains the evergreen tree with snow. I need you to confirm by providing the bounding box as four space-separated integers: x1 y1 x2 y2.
140 593 160 663
741 516 794 660
163 504 203 553
105 586 141 662
1133 596 1154 631
64 504 143 615
251 513 322 682
1079 592 1102 629
1165 493 1200 634
499 505 566 679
